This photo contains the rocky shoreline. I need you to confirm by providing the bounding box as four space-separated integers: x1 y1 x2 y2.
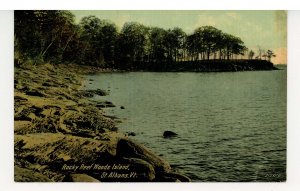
14 63 190 182
119 59 278 72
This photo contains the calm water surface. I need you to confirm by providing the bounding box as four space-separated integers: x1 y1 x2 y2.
85 69 286 182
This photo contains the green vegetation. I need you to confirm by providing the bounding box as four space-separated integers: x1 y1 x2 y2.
15 10 276 71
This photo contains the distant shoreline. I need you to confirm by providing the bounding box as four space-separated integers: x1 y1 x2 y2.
81 59 278 73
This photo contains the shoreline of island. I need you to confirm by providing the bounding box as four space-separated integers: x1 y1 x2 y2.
14 62 192 182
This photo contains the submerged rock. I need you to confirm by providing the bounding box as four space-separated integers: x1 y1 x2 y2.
163 131 178 138
96 101 116 108
94 89 108 96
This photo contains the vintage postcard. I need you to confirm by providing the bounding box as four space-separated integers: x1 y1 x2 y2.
14 10 287 182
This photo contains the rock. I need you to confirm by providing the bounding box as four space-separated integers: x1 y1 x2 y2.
163 131 178 138
14 166 52 182
42 82 52 87
120 106 125 109
154 175 179 182
14 107 37 121
14 112 32 121
25 90 44 97
63 174 100 182
75 89 108 98
157 172 191 182
96 101 116 108
14 133 116 165
94 89 108 96
126 132 136 136
62 107 116 134
116 138 171 173
14 96 28 102
30 105 44 117
76 90 94 98
121 157 156 181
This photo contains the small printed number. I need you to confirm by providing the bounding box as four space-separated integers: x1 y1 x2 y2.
265 173 281 178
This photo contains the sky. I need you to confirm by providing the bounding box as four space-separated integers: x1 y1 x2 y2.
71 10 287 64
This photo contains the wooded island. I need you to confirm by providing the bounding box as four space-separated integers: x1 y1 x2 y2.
15 10 277 71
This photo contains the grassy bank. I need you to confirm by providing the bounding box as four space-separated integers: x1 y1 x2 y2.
14 63 190 182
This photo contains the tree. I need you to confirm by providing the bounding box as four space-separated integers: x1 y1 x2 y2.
266 50 276 62
223 33 246 60
248 50 255 59
100 21 118 67
15 10 77 64
15 12 255 70
61 24 84 64
215 32 227 60
116 22 149 68
79 16 105 66
261 49 267 60
186 33 199 61
15 10 42 61
50 11 78 63
257 46 263 60
199 26 222 60
170 27 186 62
188 28 205 61
79 16 119 67
231 39 247 59
186 26 247 61
148 27 167 62
163 29 175 61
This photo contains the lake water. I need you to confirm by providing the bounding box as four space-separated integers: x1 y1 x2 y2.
85 69 286 182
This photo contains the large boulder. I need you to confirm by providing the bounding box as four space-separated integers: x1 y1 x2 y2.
116 138 171 173
122 157 156 181
163 131 178 138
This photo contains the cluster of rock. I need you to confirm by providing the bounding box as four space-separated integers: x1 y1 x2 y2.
14 63 190 182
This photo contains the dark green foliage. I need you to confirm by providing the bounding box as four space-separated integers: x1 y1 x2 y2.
115 22 149 69
187 26 247 61
15 10 77 64
14 11 274 71
78 16 118 67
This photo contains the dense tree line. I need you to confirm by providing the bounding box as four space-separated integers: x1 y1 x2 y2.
15 10 275 70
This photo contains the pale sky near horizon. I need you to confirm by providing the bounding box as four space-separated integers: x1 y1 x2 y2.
71 10 287 64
